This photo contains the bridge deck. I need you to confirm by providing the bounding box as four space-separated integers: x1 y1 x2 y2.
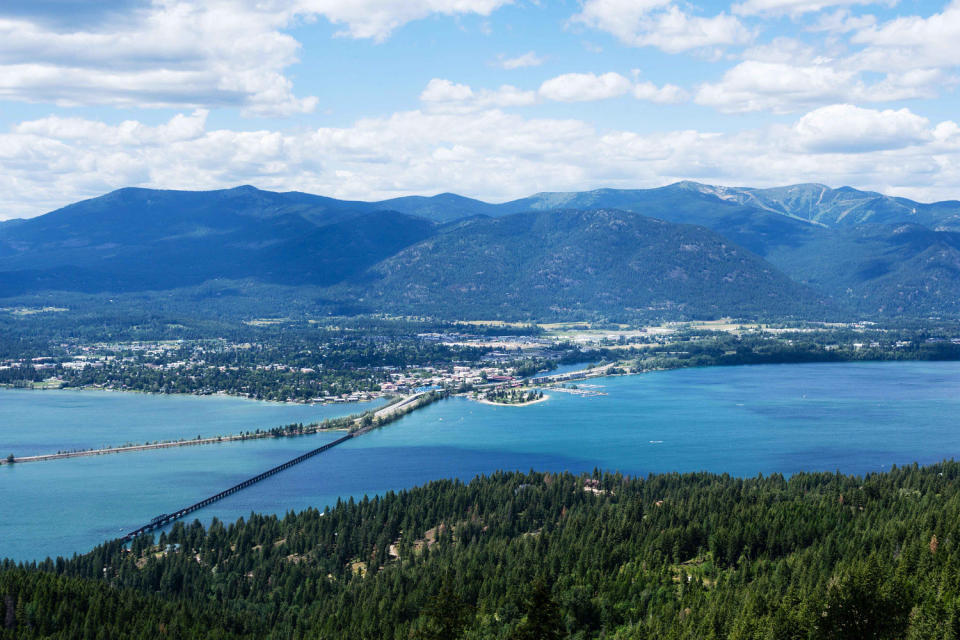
121 432 354 541
120 391 439 542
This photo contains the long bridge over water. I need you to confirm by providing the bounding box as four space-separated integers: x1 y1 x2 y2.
120 391 437 541
121 432 355 541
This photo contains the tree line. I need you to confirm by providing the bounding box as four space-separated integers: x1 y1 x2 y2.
4 462 960 638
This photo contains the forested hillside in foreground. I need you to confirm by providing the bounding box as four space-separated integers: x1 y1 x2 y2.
4 464 960 639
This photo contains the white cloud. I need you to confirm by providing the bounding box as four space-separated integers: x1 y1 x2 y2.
857 69 947 102
498 51 544 69
297 0 512 42
691 5 960 116
696 56 947 114
633 81 688 103
738 37 826 64
420 78 536 112
696 61 855 113
421 78 476 103
0 0 514 113
573 0 752 53
808 9 876 33
14 110 210 144
538 72 632 102
851 1 960 72
687 3 960 118
792 104 933 152
732 0 873 17
635 7 753 53
422 75 688 109
0 5 315 115
2 104 959 220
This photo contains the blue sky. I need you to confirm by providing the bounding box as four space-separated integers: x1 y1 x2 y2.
0 0 958 218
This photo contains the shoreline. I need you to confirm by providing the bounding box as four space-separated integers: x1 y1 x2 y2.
0 383 387 407
6 351 957 408
7 359 957 466
0 427 354 465
472 393 550 407
0 392 422 466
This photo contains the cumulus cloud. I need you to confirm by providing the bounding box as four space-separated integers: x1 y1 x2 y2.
0 5 316 115
14 110 210 144
1 104 958 220
296 0 511 41
736 37 843 67
421 79 476 103
850 1 960 73
498 51 544 69
422 74 688 109
573 0 752 53
689 3 960 117
696 61 855 113
792 104 934 152
696 56 947 114
808 9 877 33
0 0 513 113
420 78 536 112
859 69 947 102
732 0 872 17
633 81 689 103
538 72 632 102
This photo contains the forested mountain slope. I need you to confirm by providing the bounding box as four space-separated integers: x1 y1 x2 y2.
349 209 825 320
4 182 960 319
4 464 960 638
506 181 960 231
0 203 435 296
767 223 960 316
702 183 960 230
497 184 960 316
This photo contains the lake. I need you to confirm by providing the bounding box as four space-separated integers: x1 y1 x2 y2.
3 361 960 562
0 388 386 456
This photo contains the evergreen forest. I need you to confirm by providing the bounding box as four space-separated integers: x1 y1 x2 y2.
4 463 960 638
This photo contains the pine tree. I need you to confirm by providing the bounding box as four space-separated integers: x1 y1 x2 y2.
417 581 474 640
511 578 565 640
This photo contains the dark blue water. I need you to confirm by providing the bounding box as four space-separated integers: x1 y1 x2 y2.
3 361 959 562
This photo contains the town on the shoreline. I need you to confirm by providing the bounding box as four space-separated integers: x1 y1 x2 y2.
3 313 960 405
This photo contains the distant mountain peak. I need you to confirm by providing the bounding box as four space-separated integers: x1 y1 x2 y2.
5 182 960 318
669 180 711 190
778 182 831 191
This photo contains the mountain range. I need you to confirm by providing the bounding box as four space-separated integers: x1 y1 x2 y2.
3 182 960 320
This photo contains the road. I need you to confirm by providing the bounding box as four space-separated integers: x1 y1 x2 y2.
1 431 301 465
527 362 619 385
2 391 443 466
1 394 426 465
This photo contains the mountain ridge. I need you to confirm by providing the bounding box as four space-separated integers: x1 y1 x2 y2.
5 181 960 228
3 182 960 319
345 208 826 320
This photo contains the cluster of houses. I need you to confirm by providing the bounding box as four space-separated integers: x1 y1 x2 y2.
379 365 517 393
1 333 536 403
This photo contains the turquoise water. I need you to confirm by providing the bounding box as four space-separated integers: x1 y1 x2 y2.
538 362 594 377
3 361 960 562
0 389 385 456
